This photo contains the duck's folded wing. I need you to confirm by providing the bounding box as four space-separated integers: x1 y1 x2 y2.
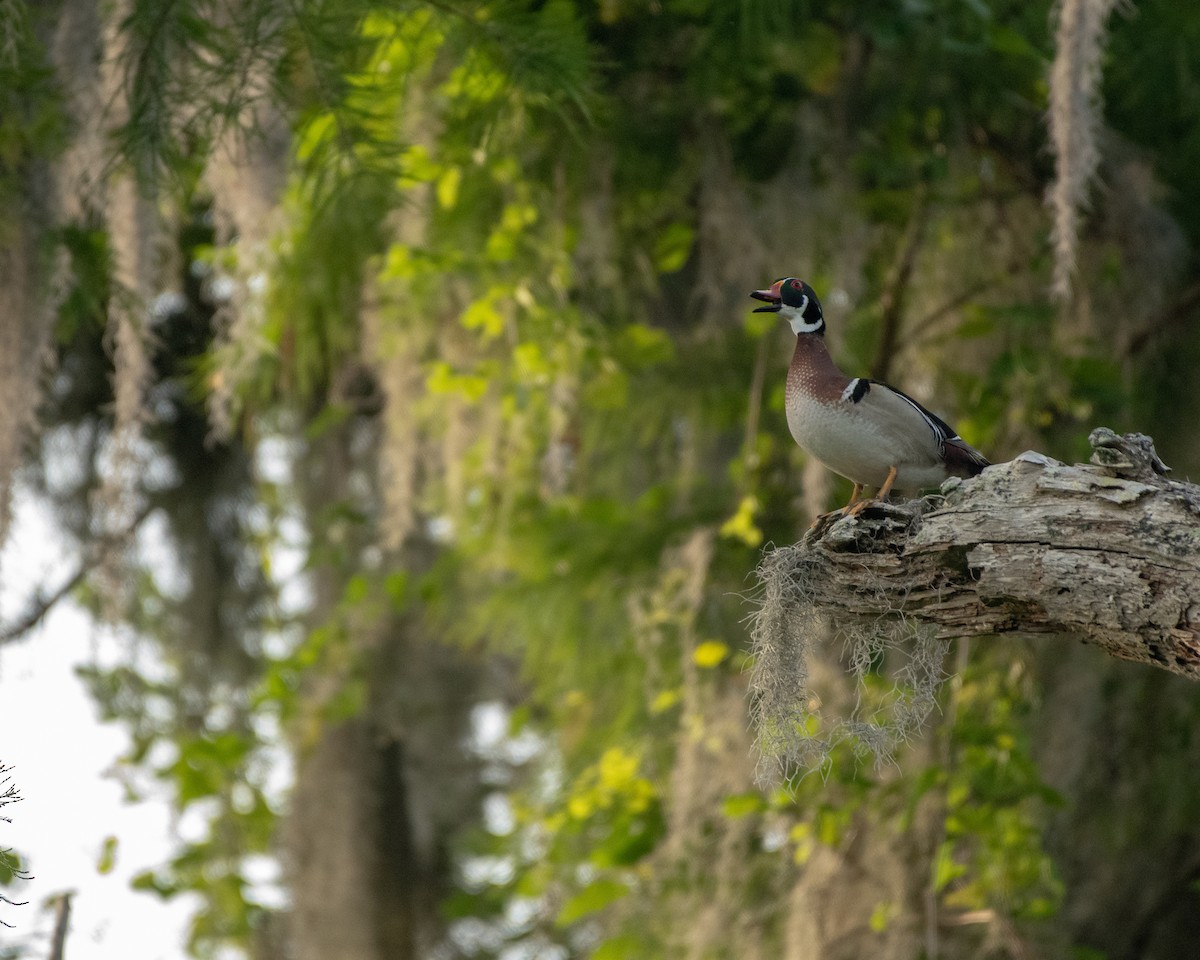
867 380 989 476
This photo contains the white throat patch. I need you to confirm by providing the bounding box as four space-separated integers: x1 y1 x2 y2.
782 295 823 334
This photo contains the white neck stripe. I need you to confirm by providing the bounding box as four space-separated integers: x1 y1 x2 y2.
788 315 824 335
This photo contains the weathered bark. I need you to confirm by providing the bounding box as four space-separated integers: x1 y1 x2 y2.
763 429 1200 679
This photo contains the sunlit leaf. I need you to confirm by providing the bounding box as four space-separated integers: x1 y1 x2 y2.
96 835 119 875
436 166 462 208
720 792 765 818
592 935 643 960
869 901 895 932
693 640 730 668
653 222 694 273
719 495 762 547
555 878 629 926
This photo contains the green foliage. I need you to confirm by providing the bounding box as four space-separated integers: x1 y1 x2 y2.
97 835 119 875
0 849 25 887
932 652 1065 920
0 0 65 207
446 737 665 957
79 655 278 957
556 878 629 926
263 167 396 403
55 226 113 343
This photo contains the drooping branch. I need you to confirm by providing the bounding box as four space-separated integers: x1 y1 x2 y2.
870 182 932 383
0 763 30 928
0 501 154 645
757 429 1200 681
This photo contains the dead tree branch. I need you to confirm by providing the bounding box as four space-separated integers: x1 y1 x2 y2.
759 429 1200 680
0 501 155 645
871 183 932 383
48 892 72 960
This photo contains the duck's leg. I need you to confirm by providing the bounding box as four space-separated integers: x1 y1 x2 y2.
876 465 899 500
807 482 864 529
845 466 898 517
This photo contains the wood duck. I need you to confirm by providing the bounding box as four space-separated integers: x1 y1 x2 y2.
750 277 989 518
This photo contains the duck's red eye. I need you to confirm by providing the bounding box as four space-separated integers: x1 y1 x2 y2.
790 279 802 290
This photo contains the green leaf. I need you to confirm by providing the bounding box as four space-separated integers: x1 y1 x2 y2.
514 342 552 382
617 324 674 366
344 574 370 605
719 496 762 547
399 144 440 182
869 901 895 932
97 835 119 875
721 792 766 819
0 850 25 885
427 361 490 402
461 294 506 338
131 870 180 900
592 935 643 960
653 222 694 273
385 572 408 607
556 878 630 926
436 167 461 209
693 640 730 668
933 840 967 891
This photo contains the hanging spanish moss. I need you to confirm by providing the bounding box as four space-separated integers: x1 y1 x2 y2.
1047 0 1121 302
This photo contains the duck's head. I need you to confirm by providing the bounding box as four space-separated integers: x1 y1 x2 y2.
750 278 825 335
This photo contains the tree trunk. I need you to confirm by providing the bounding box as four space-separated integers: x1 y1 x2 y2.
758 429 1200 680
285 420 484 960
289 720 415 960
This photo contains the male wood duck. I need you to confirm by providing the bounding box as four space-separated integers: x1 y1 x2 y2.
751 277 989 518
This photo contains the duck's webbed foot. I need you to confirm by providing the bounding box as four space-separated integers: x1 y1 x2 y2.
844 466 898 517
807 482 864 529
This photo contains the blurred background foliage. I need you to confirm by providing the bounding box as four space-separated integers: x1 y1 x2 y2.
2 0 1200 958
